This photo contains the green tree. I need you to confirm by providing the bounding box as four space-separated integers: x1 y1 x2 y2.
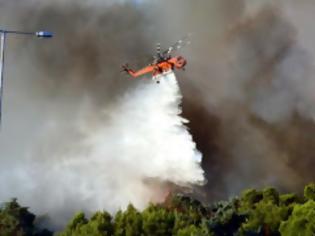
239 200 288 235
142 204 175 236
239 189 263 210
58 211 113 236
114 204 142 236
262 187 279 204
175 223 213 236
279 193 300 206
304 183 315 201
0 198 35 236
207 199 245 236
169 195 209 235
280 200 315 236
0 199 52 236
238 188 289 236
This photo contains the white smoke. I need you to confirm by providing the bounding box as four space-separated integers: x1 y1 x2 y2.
0 73 204 227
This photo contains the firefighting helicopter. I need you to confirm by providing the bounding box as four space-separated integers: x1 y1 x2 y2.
122 36 190 83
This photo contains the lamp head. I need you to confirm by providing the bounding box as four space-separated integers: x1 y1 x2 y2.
36 31 53 38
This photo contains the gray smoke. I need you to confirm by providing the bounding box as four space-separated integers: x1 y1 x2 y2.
148 0 315 200
131 0 315 200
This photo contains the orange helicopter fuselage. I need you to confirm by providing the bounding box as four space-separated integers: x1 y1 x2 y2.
126 56 186 78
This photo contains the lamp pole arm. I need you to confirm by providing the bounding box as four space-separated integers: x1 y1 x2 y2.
0 29 53 125
0 30 33 35
0 32 6 125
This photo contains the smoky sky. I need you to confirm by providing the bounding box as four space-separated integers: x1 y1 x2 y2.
144 0 315 199
0 0 153 186
180 2 315 199
0 0 315 218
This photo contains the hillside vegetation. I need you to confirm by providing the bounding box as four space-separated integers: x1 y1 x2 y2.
1 184 315 236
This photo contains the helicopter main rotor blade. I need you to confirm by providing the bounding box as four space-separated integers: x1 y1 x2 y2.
162 35 191 57
156 43 161 55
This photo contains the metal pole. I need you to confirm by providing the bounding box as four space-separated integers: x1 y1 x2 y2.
0 32 6 124
0 29 52 126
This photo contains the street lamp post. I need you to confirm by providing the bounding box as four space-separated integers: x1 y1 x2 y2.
0 29 53 125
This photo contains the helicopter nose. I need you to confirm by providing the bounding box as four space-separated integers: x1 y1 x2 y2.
175 57 186 68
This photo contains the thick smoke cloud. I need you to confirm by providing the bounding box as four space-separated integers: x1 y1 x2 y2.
148 0 314 200
148 0 315 200
204 3 315 197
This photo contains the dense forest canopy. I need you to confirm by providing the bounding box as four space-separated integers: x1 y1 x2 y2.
1 183 315 236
